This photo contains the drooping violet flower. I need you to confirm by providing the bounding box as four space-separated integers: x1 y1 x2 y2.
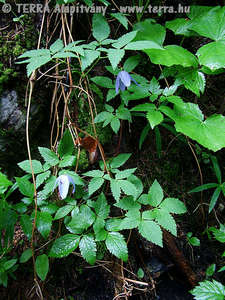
115 70 140 94
54 174 75 199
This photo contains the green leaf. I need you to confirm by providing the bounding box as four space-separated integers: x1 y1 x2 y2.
59 155 76 168
189 237 200 247
119 180 137 197
196 41 225 70
20 248 33 263
92 193 110 219
189 183 218 193
115 196 141 211
160 100 225 152
107 48 125 70
209 186 221 213
131 103 155 112
166 18 193 36
137 268 144 279
18 160 43 174
50 39 64 54
138 220 163 247
125 41 163 50
155 209 177 236
67 205 95 234
112 31 137 49
16 177 34 198
81 50 100 71
111 117 120 133
139 124 150 150
115 168 137 180
110 179 121 202
133 19 166 46
38 147 59 166
0 172 12 194
105 232 128 261
4 259 17 271
79 235 96 265
120 209 141 230
35 254 49 281
59 170 84 186
20 215 32 240
88 177 104 196
190 7 225 41
91 76 114 88
148 179 164 207
26 54 51 77
36 171 51 189
127 174 143 199
190 279 225 300
84 170 104 178
49 234 80 258
160 198 187 214
58 129 74 158
18 49 50 59
111 13 128 29
146 110 164 129
124 55 141 72
106 89 117 102
94 111 112 123
145 45 198 68
93 218 107 241
110 153 131 168
54 204 75 220
92 14 110 42
206 264 216 277
211 155 222 183
36 212 52 239
105 218 123 232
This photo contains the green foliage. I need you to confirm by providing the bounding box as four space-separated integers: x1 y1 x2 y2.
35 254 49 281
190 280 225 300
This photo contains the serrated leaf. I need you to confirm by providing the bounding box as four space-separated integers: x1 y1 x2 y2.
190 279 225 300
105 218 123 232
16 177 34 198
50 39 64 54
36 212 52 239
110 179 121 201
111 117 120 133
0 172 12 194
166 18 193 36
36 171 51 189
81 50 100 71
120 209 141 229
115 168 137 180
148 179 164 207
146 110 164 129
18 49 50 59
110 153 131 169
108 48 125 70
115 196 141 210
94 111 112 123
112 31 137 49
49 234 80 258
18 160 43 174
105 232 128 261
26 54 51 77
67 205 95 234
119 180 137 197
107 89 117 102
160 198 187 214
54 204 75 220
59 155 76 168
35 254 49 281
79 235 96 265
155 209 177 236
84 170 104 177
58 129 74 158
92 14 110 42
38 147 59 166
93 217 107 241
92 193 110 219
138 220 163 247
88 177 104 196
